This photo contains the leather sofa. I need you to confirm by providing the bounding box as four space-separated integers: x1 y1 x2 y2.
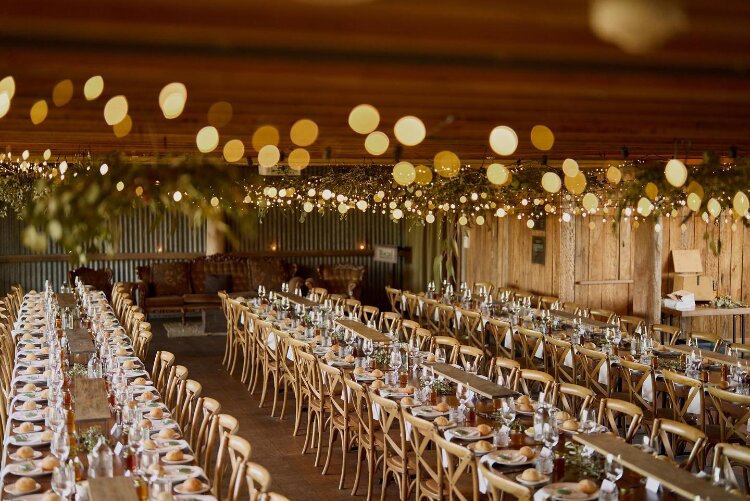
305 263 365 299
69 267 114 300
136 254 302 320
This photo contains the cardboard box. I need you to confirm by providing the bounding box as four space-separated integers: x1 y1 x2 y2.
670 249 716 301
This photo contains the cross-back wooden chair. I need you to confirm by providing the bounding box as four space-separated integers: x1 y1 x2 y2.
651 323 681 345
598 398 644 443
485 318 513 359
707 386 750 445
488 357 520 388
400 319 421 344
420 298 440 333
712 443 750 494
479 461 532 501
218 291 233 368
660 369 705 431
689 331 722 351
402 292 421 322
429 336 460 364
238 304 256 387
165 364 189 413
575 345 610 397
730 343 750 359
472 282 494 297
344 377 383 501
619 359 657 427
561 302 582 315
545 336 575 384
433 433 480 501
552 382 594 422
537 296 558 311
403 411 443 501
369 392 414 501
649 418 706 471
589 308 615 324
412 327 433 351
619 315 645 336
362 305 380 325
385 286 402 314
212 433 252 501
458 345 485 373
257 322 284 416
455 308 484 350
134 326 153 362
286 337 312 436
204 413 240 484
151 350 176 396
436 304 456 337
190 397 221 467
176 379 203 432
310 287 328 302
297 350 328 466
379 311 402 337
516 369 554 401
320 362 355 489
242 462 272 501
516 327 545 370
344 298 363 319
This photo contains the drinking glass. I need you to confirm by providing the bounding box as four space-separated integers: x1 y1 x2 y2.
47 405 66 433
149 478 172 500
389 347 402 379
52 462 75 500
362 339 374 364
436 347 447 363
581 408 597 434
500 398 516 426
141 450 160 480
605 454 624 481
542 420 559 449
51 430 70 462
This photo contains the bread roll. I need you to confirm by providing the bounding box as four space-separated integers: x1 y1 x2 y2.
19 422 35 432
25 354 37 361
133 377 147 385
344 355 355 363
16 446 34 459
42 493 61 501
370 380 385 390
123 361 136 369
371 369 384 378
182 478 203 493
400 397 415 406
22 400 37 411
165 449 184 461
25 366 39 375
40 430 53 441
14 477 37 493
518 403 534 413
40 347 50 355
519 446 535 459
516 395 531 405
555 411 571 423
141 391 155 401
426 354 436 363
158 428 178 439
353 367 365 376
434 416 450 426
142 439 157 450
476 424 492 436
41 455 60 471
473 440 494 452
562 419 579 431
435 403 450 412
149 407 164 419
325 351 336 361
22 383 37 392
520 468 541 482
578 479 598 494
116 347 128 356
140 419 153 428
403 385 415 394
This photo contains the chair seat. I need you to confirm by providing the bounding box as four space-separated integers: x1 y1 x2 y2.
385 451 416 473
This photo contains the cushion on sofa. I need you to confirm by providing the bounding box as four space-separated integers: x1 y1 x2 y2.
205 273 232 294
144 295 185 307
190 256 249 293
183 294 223 304
247 258 290 291
151 261 192 297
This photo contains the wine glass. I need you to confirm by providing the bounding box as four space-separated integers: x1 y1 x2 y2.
51 430 70 462
500 398 516 426
542 419 559 450
581 408 597 434
605 454 624 481
52 462 75 500
389 346 402 379
362 339 374 364
435 347 447 363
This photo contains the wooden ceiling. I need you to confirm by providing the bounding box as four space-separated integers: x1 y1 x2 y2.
1 0 750 165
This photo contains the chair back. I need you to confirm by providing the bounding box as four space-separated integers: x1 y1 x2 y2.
552 382 594 421
362 305 379 324
545 336 575 384
689 331 721 351
369 391 409 469
429 336 460 364
213 433 252 501
244 462 272 501
402 411 442 497
458 345 485 373
479 461 532 501
485 318 513 359
402 292 421 321
707 386 750 443
575 345 610 397
379 311 402 336
488 357 520 388
517 327 545 370
651 323 681 345
619 359 656 416
472 282 494 297
516 369 554 401
589 308 615 324
598 398 643 442
204 413 240 481
661 369 704 430
385 286 402 313
650 418 706 471
433 433 479 501
401 319 421 344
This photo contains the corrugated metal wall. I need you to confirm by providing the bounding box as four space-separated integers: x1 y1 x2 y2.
0 209 205 292
0 208 404 308
229 210 405 307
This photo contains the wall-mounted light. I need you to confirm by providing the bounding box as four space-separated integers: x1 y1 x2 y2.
270 243 278 251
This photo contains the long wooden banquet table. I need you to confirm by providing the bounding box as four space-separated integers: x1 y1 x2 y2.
2 290 211 500
246 292 746 501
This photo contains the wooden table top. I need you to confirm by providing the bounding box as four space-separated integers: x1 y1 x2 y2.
335 318 392 344
669 344 750 367
426 362 518 400
662 305 750 317
574 433 747 501
55 293 77 309
276 291 319 308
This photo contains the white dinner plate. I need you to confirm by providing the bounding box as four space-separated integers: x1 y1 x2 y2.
486 449 536 466
3 481 42 496
7 431 51 447
9 450 43 462
174 481 210 495
541 483 599 501
5 460 52 477
163 453 195 465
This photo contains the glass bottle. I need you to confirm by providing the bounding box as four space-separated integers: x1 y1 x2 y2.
90 436 114 478
533 391 547 441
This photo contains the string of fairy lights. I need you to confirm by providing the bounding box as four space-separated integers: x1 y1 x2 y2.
1 74 749 238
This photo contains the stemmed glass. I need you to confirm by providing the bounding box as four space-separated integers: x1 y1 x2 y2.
52 462 76 500
605 454 624 481
362 339 374 365
500 398 516 427
51 430 70 462
435 347 447 364
257 285 266 304
389 346 402 383
542 418 559 450
47 405 65 433
581 408 597 434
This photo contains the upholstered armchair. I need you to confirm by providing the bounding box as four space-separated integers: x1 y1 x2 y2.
68 266 114 299
305 263 365 299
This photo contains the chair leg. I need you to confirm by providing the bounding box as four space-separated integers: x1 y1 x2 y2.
279 379 289 420
314 411 325 467
259 365 269 409
366 450 376 501
351 443 363 496
380 465 389 501
338 430 348 489
229 343 239 376
302 408 313 455
293 392 304 436
322 425 336 475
